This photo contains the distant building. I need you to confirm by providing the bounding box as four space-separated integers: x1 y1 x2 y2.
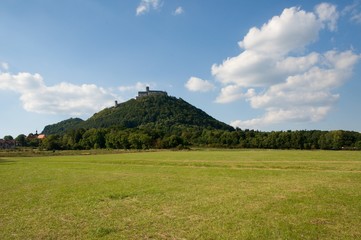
136 86 167 99
37 134 46 140
0 139 16 149
114 86 168 107
27 130 46 140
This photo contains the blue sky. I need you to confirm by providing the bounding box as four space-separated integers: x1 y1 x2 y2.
1 0 361 137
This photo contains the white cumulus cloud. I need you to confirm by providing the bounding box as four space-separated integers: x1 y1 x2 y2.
118 82 149 92
0 62 9 71
0 71 118 116
210 3 360 129
342 1 361 24
315 3 339 31
173 6 184 15
136 0 162 16
185 77 215 92
212 7 323 87
215 85 255 104
215 85 243 103
231 106 332 129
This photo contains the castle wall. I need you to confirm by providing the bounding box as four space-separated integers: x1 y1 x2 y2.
137 87 167 99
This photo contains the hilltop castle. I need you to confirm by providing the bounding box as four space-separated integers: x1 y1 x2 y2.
114 86 168 107
136 86 167 99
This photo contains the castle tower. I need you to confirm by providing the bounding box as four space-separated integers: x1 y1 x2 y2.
137 86 167 99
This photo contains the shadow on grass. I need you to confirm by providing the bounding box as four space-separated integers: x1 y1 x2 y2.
92 227 118 237
0 158 15 164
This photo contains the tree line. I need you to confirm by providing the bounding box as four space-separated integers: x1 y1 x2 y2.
7 127 361 151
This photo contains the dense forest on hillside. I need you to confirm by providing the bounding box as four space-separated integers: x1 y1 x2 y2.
42 95 233 135
21 128 361 151
42 118 84 135
20 94 360 151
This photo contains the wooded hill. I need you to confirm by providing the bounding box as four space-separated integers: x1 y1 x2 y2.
42 95 233 135
38 94 361 151
42 118 84 135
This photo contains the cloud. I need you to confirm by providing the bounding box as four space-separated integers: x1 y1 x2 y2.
0 72 118 116
0 62 9 71
351 12 361 23
136 0 162 16
342 1 361 24
231 106 332 129
185 77 215 92
210 3 360 129
118 82 149 92
173 6 184 15
233 50 360 128
315 3 339 31
238 7 321 56
212 7 324 87
215 85 243 103
215 85 255 104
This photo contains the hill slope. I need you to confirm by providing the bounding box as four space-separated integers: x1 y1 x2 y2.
42 95 233 134
42 118 84 135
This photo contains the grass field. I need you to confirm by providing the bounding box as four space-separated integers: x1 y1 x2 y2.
1 150 361 239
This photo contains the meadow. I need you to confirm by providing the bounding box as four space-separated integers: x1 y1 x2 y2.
1 150 361 239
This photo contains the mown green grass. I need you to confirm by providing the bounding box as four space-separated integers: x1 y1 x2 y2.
1 150 361 239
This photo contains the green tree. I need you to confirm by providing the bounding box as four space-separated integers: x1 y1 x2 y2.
80 129 107 149
15 134 27 147
355 141 361 150
40 135 62 150
162 135 184 148
105 130 130 149
4 135 13 141
129 133 152 149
